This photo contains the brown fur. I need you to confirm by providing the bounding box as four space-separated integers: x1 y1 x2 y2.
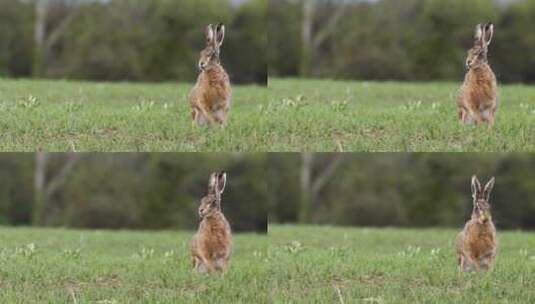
191 172 232 274
457 23 498 127
189 24 232 127
456 175 497 272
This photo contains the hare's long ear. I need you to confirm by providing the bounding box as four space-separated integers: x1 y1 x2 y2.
208 172 218 195
205 24 215 45
474 24 484 44
217 172 227 195
471 175 481 199
483 23 494 47
215 23 225 48
213 172 226 204
483 177 495 200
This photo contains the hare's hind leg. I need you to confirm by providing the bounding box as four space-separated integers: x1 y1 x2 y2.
192 255 206 273
192 103 217 127
471 110 485 125
458 253 475 273
457 92 469 125
197 262 209 274
487 106 497 129
191 106 203 125
458 254 466 273
196 252 216 273
211 99 230 127
192 256 201 269
459 108 470 125
466 102 485 125
199 104 218 126
479 252 495 272
213 107 229 127
213 256 229 273
457 99 468 124
458 105 476 126
458 108 465 124
193 255 213 274
196 114 209 127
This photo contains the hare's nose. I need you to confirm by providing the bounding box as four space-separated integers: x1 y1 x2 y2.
199 62 207 70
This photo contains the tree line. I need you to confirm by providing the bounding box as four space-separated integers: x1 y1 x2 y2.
0 0 266 84
0 153 534 231
269 0 535 83
0 153 268 232
268 153 535 230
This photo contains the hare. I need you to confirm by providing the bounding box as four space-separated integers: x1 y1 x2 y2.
457 23 498 127
455 175 497 273
189 24 232 127
191 172 232 274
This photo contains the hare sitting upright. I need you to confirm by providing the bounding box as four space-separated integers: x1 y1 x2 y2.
189 24 232 127
456 175 497 272
457 23 498 127
191 172 232 274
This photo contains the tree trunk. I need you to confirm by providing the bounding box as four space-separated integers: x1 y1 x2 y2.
33 153 48 225
299 0 315 77
33 0 49 77
298 153 345 223
299 0 348 77
298 153 313 222
33 0 81 77
32 153 79 226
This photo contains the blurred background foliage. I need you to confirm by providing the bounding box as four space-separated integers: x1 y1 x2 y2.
0 0 266 84
269 0 535 83
0 153 268 232
268 153 535 230
1 153 534 231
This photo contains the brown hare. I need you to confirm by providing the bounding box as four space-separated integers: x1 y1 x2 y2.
456 175 497 273
457 23 498 127
191 172 232 274
189 24 232 127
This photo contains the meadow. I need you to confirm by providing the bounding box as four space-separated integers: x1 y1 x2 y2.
1 78 535 152
0 79 269 152
0 228 269 303
269 225 535 303
269 79 535 152
1 226 534 303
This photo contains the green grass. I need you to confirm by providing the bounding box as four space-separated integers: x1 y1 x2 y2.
269 78 535 152
0 227 268 303
1 78 534 151
269 225 535 303
0 78 268 152
2 225 534 303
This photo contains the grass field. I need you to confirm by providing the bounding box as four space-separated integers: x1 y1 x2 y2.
1 226 534 303
0 78 268 152
1 78 534 152
269 79 535 152
269 225 535 303
0 228 268 303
